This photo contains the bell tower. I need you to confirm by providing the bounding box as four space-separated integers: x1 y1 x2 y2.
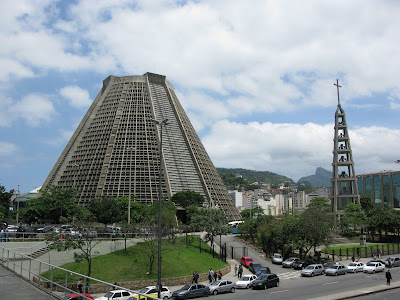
331 79 360 214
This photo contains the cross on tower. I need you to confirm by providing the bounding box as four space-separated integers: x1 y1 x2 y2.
334 79 342 106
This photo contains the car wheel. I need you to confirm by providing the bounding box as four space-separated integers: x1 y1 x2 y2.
276 281 279 287
204 292 209 297
322 270 325 275
184 294 188 300
264 284 268 290
311 272 314 277
246 284 249 289
163 297 169 300
230 287 235 293
335 272 338 276
213 290 218 296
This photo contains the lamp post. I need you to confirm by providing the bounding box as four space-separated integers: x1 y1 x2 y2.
16 185 21 224
152 118 170 299
126 147 135 224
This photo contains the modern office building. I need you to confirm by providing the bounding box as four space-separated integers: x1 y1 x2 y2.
41 73 240 220
356 170 400 208
330 80 360 214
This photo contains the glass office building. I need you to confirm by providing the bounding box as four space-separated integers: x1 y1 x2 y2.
356 170 400 208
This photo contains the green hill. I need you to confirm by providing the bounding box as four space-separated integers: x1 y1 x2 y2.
216 167 294 190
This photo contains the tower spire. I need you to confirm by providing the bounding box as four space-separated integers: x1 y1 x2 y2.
334 79 342 106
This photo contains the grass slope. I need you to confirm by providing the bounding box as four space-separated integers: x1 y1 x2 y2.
43 236 227 283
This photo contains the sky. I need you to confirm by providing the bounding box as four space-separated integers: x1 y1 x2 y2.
1 0 400 193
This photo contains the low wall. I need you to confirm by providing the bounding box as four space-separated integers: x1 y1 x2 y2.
35 264 231 293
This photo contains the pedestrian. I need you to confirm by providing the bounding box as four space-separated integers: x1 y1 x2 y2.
194 271 199 284
213 271 218 282
371 249 375 258
208 268 214 284
351 256 355 262
234 264 238 276
77 279 83 293
0 228 4 242
238 265 243 278
217 270 222 280
386 269 392 285
378 249 382 259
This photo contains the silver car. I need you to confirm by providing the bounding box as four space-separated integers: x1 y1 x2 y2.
301 264 324 277
347 262 365 273
325 264 347 276
208 280 236 295
271 253 283 264
385 257 400 267
282 257 299 268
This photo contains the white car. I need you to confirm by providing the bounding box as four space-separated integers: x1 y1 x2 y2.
128 286 172 300
347 262 365 273
96 289 135 300
363 262 385 274
236 275 257 289
271 253 283 264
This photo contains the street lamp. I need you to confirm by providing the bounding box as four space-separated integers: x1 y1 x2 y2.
126 147 135 224
152 118 170 299
16 184 21 224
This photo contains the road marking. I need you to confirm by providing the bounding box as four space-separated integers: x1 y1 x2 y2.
323 281 339 285
364 274 378 278
270 289 289 294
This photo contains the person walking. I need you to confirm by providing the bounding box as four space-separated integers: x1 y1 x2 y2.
238 265 243 278
77 279 83 293
386 269 392 285
217 270 222 280
208 268 214 284
234 264 238 276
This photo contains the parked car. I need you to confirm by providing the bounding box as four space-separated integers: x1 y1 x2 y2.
240 256 254 268
271 253 283 264
96 290 135 300
65 293 94 300
255 267 271 276
347 262 365 273
6 225 18 237
128 286 172 300
249 262 263 274
323 262 336 270
16 225 33 238
236 275 257 289
252 274 280 290
325 264 347 276
363 262 385 274
293 258 316 270
282 257 299 268
301 264 325 277
172 284 210 299
385 257 400 268
208 280 236 295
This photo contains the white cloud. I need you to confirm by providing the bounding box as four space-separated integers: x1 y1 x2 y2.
59 86 92 109
9 94 56 127
0 141 19 156
203 121 400 181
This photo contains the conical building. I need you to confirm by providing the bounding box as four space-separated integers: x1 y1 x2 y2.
42 73 240 220
331 80 360 214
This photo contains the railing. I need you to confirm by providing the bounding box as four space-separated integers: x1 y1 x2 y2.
322 243 400 262
0 246 160 300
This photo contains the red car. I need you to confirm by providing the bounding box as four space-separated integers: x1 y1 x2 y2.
241 256 254 268
65 293 94 300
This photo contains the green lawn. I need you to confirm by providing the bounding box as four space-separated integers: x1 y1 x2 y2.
42 236 227 283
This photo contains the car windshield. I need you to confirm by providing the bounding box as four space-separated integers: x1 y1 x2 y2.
210 281 221 286
274 254 281 258
286 258 294 262
253 263 261 268
181 285 192 290
258 275 268 280
139 288 150 293
366 263 376 267
305 266 314 270
104 292 114 297
240 277 250 281
348 263 357 266
331 266 339 269
246 258 253 262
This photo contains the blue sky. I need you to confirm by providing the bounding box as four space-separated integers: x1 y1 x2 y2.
1 0 400 193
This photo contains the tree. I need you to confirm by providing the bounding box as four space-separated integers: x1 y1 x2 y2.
340 202 367 233
0 186 13 221
170 190 204 208
21 185 78 224
188 207 230 247
47 208 101 277
140 200 177 274
88 196 128 226
240 206 264 220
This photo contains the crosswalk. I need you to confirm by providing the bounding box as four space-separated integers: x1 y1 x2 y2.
278 271 302 280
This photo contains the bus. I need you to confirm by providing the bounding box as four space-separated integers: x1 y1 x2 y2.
228 221 244 234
